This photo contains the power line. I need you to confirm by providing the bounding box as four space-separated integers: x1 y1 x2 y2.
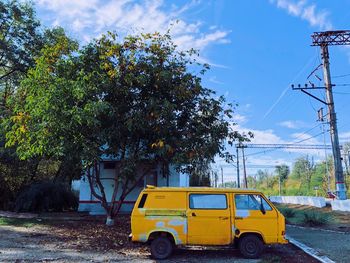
261 52 318 121
243 124 326 157
240 143 332 149
293 131 326 144
334 84 350 86
333 73 350 78
334 91 350 95
244 132 328 157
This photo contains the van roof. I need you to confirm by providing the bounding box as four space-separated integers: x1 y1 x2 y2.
144 186 264 194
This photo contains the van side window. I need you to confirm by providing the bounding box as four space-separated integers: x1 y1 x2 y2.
235 194 272 211
189 194 227 209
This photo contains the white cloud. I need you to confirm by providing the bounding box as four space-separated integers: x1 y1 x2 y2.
269 0 332 30
339 131 350 143
232 114 247 124
236 125 284 144
35 0 230 52
279 120 308 129
208 76 224 85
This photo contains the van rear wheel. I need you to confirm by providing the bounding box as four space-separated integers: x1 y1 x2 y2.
239 234 264 259
150 236 173 259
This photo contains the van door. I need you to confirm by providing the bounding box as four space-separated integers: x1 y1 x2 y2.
233 194 278 243
187 193 231 245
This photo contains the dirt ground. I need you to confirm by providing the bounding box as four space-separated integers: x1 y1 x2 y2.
0 214 318 263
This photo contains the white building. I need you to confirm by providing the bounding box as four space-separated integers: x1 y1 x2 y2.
77 160 189 215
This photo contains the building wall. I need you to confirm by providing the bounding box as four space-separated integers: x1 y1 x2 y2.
78 162 189 215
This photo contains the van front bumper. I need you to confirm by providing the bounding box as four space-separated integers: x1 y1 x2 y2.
280 236 289 244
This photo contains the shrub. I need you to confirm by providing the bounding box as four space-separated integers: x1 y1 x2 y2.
15 182 78 212
279 207 296 219
300 210 333 227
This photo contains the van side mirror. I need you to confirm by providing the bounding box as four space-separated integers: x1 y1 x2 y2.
260 198 266 215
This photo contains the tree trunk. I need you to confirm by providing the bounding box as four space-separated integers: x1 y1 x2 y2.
105 215 115 226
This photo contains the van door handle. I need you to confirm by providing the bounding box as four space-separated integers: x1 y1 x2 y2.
235 217 243 220
192 212 196 217
219 216 229 220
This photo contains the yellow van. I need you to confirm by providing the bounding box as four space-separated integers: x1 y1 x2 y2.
130 186 288 259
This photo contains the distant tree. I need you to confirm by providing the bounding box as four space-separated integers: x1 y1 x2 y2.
274 164 290 195
291 156 315 191
255 169 276 192
7 32 250 224
247 175 257 189
275 164 290 182
222 181 237 188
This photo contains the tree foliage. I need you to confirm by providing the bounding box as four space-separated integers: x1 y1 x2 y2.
242 156 336 197
0 0 42 83
275 164 290 182
291 156 315 190
7 31 249 221
0 1 82 210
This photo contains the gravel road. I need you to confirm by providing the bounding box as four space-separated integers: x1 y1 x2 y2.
0 224 317 263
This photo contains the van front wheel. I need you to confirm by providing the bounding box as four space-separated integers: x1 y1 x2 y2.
239 234 264 259
150 236 173 259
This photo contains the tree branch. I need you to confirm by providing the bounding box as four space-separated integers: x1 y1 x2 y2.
86 165 103 201
93 161 109 211
0 68 17 80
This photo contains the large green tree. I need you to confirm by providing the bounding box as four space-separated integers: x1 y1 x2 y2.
0 0 44 209
7 31 249 223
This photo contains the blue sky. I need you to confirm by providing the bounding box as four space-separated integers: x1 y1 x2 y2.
33 0 350 182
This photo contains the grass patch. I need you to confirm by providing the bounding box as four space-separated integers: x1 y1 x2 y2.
0 217 44 227
278 207 297 221
300 210 333 227
276 205 299 224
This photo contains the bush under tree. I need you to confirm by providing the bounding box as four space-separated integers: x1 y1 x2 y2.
15 182 78 212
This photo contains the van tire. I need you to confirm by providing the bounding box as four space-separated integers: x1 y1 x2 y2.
238 234 264 259
150 236 173 259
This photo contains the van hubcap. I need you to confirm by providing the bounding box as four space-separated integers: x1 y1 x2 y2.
246 242 257 254
156 241 168 255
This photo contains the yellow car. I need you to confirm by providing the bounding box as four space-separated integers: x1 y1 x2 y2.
130 186 288 259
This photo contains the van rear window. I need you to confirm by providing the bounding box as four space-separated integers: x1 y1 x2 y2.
138 194 148 208
189 194 227 209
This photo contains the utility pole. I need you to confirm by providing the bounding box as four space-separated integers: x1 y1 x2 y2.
242 146 248 188
311 30 350 200
236 147 240 188
318 107 331 191
279 174 281 196
221 167 224 188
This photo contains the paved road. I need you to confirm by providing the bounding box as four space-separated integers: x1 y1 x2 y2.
287 225 350 263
